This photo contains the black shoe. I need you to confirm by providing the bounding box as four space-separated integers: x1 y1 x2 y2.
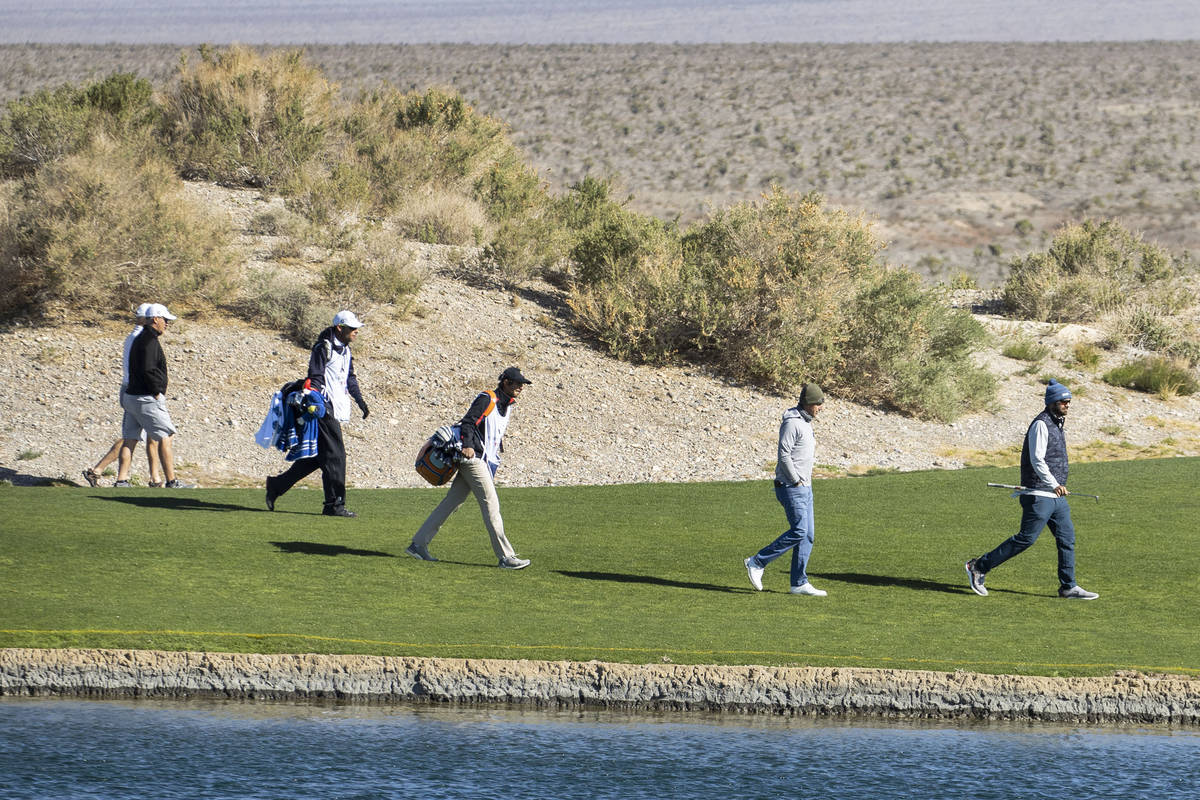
265 478 278 511
322 506 357 518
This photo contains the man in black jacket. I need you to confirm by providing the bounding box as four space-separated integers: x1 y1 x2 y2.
121 303 191 488
266 310 369 517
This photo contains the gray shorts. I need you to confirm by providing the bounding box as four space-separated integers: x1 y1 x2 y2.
121 393 177 441
116 385 146 443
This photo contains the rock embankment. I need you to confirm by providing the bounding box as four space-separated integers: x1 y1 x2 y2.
3 649 1198 725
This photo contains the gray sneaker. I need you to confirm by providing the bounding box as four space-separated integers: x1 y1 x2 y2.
164 479 196 489
1059 585 1099 600
965 559 988 596
405 543 438 562
498 555 531 570
113 480 132 488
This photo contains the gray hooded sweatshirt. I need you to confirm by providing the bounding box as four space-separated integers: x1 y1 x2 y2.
775 406 815 487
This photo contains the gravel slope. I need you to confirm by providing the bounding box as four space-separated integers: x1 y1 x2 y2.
2 183 1198 490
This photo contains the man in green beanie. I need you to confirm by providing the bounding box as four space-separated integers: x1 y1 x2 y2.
744 383 828 596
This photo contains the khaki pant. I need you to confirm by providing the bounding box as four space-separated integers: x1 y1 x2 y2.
412 457 516 560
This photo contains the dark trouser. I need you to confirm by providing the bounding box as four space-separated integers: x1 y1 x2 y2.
269 414 347 510
977 494 1076 591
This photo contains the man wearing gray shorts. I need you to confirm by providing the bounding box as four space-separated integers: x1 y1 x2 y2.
123 303 192 488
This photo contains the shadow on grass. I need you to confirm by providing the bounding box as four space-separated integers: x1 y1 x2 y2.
0 466 78 487
556 570 752 594
91 495 248 512
271 540 395 558
812 571 1043 597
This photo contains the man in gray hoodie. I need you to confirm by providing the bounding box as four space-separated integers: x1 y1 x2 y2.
744 383 827 596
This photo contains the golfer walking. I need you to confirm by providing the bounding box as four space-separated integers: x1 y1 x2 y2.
965 380 1099 599
744 383 827 596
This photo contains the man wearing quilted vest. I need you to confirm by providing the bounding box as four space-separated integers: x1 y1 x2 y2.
965 380 1099 600
406 367 533 569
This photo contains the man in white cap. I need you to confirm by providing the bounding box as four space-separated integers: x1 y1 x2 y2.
122 302 191 488
82 302 161 487
266 310 369 517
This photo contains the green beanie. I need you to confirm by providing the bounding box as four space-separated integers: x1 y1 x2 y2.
799 383 825 406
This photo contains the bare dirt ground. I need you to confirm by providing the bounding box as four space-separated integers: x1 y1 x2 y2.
3 42 1198 286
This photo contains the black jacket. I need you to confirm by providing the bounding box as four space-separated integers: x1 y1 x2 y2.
125 327 168 396
458 386 516 454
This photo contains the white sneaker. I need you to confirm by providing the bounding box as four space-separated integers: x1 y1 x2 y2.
790 582 827 596
1059 585 1099 600
499 555 530 570
744 557 764 591
405 543 437 562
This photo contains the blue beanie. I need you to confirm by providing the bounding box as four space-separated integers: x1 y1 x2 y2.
1044 380 1072 405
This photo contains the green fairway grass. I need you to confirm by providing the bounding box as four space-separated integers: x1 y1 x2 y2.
2 459 1197 677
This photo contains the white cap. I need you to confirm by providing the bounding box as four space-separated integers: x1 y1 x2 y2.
144 303 177 320
332 310 363 329
134 303 152 318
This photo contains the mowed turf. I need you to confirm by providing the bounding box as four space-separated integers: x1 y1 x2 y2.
1 458 1197 677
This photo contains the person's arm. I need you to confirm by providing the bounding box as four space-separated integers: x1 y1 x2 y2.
777 417 802 486
346 355 368 418
458 393 492 456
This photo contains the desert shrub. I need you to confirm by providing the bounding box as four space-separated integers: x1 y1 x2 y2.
238 268 332 347
1103 357 1198 397
283 154 371 226
483 175 650 286
1001 335 1050 362
160 46 336 188
1003 219 1196 322
0 135 236 316
391 186 489 246
840 269 994 421
0 72 159 178
569 187 994 419
1071 342 1101 369
569 191 674 285
317 228 426 312
1100 303 1200 365
567 243 692 361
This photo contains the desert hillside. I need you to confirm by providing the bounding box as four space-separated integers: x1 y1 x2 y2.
2 42 1197 287
2 181 1196 490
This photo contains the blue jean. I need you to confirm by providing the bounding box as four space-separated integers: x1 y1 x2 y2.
977 494 1076 591
750 484 815 588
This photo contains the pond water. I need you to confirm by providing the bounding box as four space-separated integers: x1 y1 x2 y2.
2 698 1198 799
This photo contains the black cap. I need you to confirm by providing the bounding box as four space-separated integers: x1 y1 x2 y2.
500 366 533 385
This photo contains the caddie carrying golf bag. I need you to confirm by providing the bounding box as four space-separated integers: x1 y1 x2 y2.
415 424 464 486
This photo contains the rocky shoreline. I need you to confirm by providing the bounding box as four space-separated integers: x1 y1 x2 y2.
2 649 1198 725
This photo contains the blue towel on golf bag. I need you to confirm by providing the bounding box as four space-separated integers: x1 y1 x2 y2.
277 389 326 461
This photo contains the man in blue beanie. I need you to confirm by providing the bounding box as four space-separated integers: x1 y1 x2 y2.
965 380 1099 599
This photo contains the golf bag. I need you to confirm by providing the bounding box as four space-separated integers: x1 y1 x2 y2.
415 424 464 486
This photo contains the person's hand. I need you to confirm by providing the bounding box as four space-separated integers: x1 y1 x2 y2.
357 399 370 420
461 447 475 459
1055 485 1068 497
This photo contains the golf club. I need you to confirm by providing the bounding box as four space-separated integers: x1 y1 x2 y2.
986 482 1099 502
